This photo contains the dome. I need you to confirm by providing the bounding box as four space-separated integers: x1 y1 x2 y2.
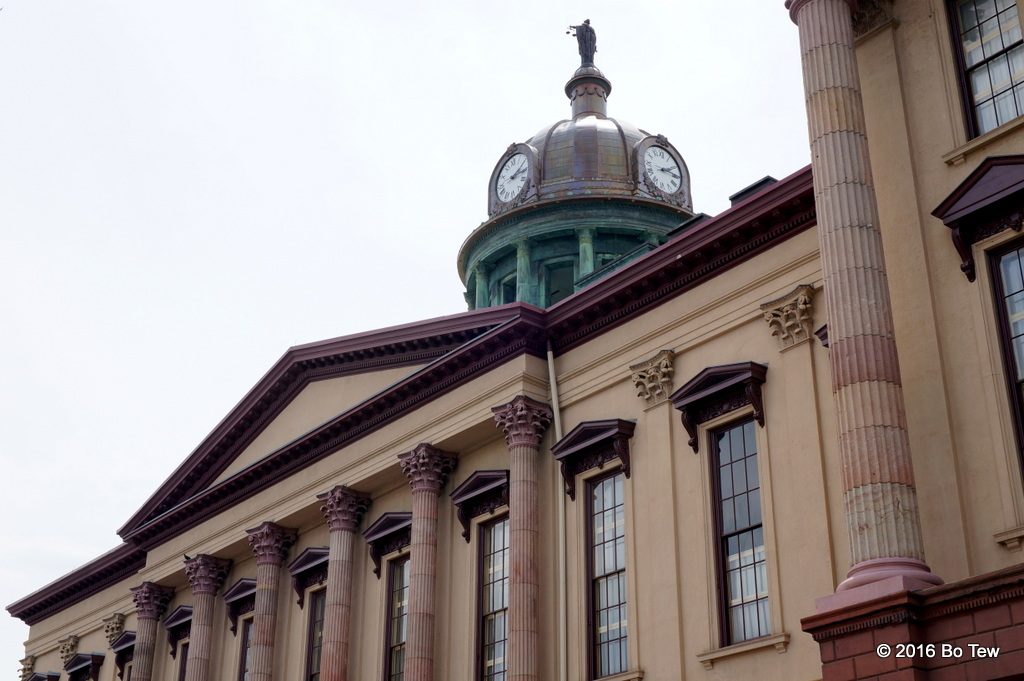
459 35 696 311
482 65 693 219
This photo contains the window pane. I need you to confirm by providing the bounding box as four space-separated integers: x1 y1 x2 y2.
991 53 1013 92
977 98 999 132
982 16 1006 57
1001 251 1024 294
386 558 410 681
998 0 1016 12
960 0 979 30
972 64 994 102
978 0 998 24
1010 44 1024 82
1002 6 1022 46
996 87 1019 124
965 26 986 66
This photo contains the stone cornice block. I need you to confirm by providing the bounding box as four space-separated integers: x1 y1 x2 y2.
629 349 675 405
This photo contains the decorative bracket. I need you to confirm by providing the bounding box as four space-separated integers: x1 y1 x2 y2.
110 631 135 680
449 470 510 541
64 653 103 681
932 155 1024 282
630 350 675 405
362 512 412 578
670 362 768 453
162 605 193 659
287 547 329 608
550 419 636 500
760 285 815 350
222 578 257 635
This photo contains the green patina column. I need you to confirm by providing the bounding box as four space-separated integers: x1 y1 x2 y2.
474 264 491 309
578 228 595 278
515 240 532 303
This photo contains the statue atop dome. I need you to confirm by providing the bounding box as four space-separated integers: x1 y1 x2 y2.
567 19 597 66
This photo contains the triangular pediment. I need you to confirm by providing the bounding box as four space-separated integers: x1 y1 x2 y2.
117 307 523 541
933 154 1024 225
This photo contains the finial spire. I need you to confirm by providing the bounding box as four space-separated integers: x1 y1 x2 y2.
567 19 597 67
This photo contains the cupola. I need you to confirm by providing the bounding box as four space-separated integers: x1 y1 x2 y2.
459 21 695 309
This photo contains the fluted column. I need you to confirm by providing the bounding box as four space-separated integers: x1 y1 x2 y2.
515 240 531 302
129 582 174 681
475 264 492 309
492 396 553 681
398 444 457 681
246 522 298 681
183 555 231 681
578 228 595 278
317 486 371 681
786 0 940 591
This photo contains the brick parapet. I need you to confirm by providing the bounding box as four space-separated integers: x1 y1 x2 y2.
803 564 1024 680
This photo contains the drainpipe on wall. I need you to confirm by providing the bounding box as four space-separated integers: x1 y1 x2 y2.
546 340 567 681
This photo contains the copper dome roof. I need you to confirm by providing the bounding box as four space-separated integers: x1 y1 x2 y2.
484 66 692 219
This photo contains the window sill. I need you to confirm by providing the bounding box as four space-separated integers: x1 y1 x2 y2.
943 116 1024 166
696 632 790 670
995 525 1024 551
595 671 643 681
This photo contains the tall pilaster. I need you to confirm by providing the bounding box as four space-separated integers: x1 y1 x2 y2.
129 582 174 681
515 240 531 302
398 444 457 681
578 228 595 278
183 554 231 681
492 396 553 681
785 0 940 593
475 264 492 309
246 522 297 681
317 485 371 681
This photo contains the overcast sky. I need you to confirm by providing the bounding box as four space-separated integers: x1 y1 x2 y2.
0 0 809 668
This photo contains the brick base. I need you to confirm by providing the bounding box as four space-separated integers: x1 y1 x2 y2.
803 564 1024 681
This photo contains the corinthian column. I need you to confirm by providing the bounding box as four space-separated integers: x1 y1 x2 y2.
316 485 371 681
246 522 297 681
183 554 231 681
492 396 552 681
785 0 941 594
398 444 457 681
129 582 174 681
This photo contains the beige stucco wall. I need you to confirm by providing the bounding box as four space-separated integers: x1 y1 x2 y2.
22 4 1024 680
213 364 426 485
856 0 1024 584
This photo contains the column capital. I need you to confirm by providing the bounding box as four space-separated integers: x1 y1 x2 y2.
245 521 298 566
183 554 232 595
492 395 553 448
130 582 174 620
398 443 457 493
785 0 856 24
317 485 372 532
57 636 79 666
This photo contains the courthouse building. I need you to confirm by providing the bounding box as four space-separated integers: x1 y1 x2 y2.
10 1 1024 680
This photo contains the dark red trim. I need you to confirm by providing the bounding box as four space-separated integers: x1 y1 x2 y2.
670 362 768 454
450 470 509 542
5 543 145 625
124 311 548 549
551 419 635 500
118 306 524 539
546 165 814 353
287 547 329 608
16 165 815 624
223 578 256 635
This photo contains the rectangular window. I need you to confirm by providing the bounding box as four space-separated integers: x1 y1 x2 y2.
479 517 509 681
501 275 517 305
950 0 1024 136
589 472 628 679
712 420 769 645
177 642 190 681
237 617 253 681
993 243 1024 473
125 662 133 681
385 557 410 681
306 589 326 681
544 261 576 306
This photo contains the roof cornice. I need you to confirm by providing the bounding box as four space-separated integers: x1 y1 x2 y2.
11 164 815 625
117 306 523 539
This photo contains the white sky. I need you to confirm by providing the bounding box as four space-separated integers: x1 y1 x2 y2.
0 0 809 668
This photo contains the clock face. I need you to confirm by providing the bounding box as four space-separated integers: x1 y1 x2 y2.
496 153 529 202
643 146 682 194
